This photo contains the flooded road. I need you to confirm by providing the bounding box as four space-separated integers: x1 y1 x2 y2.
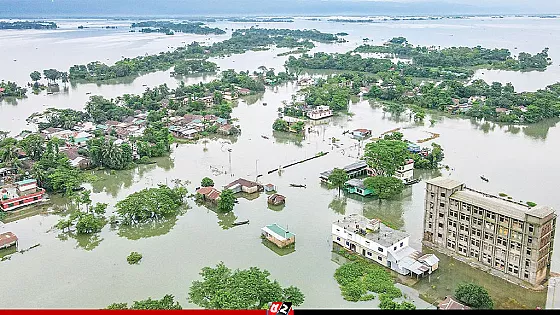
1 17 560 309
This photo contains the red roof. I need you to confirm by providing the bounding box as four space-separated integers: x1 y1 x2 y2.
437 296 470 310
225 178 261 189
196 187 221 200
0 232 18 248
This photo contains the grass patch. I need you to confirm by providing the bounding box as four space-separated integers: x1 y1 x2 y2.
499 193 508 197
127 251 143 264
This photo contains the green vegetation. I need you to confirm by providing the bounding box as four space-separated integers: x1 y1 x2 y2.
0 21 57 30
55 190 108 234
363 139 409 176
217 189 236 213
106 294 182 310
127 251 143 264
333 259 413 309
499 192 508 197
0 81 27 98
173 59 218 75
201 177 214 187
328 168 349 196
455 282 494 309
412 143 445 170
526 201 537 207
115 184 188 225
363 176 404 199
355 37 550 71
272 118 289 132
188 262 305 309
131 21 226 35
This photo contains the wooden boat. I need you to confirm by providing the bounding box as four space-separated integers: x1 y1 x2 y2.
263 102 267 106
232 220 249 226
480 176 489 182
404 178 421 185
261 135 269 139
290 184 306 188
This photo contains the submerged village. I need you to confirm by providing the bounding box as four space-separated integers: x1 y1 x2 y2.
1 18 560 310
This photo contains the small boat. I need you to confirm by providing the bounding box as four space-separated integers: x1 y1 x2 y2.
480 176 489 182
232 220 249 226
404 178 421 185
85 92 91 95
290 184 306 188
263 102 267 106
261 135 269 139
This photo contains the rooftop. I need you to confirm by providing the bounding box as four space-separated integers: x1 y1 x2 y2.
438 296 470 310
320 160 368 178
451 189 554 220
333 214 409 247
262 223 295 241
0 232 18 248
345 178 367 189
425 176 464 190
225 178 261 189
196 187 221 200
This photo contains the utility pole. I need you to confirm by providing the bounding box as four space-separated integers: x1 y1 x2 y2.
228 148 232 176
255 159 259 182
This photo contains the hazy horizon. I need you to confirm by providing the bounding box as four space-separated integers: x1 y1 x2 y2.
1 0 559 18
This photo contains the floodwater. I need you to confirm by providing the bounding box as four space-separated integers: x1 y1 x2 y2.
1 16 560 309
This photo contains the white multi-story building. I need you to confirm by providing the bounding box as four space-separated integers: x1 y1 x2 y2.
332 214 439 278
395 159 415 183
306 106 333 120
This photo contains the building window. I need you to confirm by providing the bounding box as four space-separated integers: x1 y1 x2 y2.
438 222 444 228
367 252 372 256
400 242 403 247
441 192 446 197
524 272 529 279
528 225 534 233
336 237 340 241
428 223 432 229
439 213 444 218
394 246 397 251
527 248 532 256
527 236 532 244
440 202 445 208
336 229 340 232
346 241 349 246
438 233 443 238
378 256 382 261
378 247 383 252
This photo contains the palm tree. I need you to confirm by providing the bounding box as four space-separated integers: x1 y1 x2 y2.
1 144 19 168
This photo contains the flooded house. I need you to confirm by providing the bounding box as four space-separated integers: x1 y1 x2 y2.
1 179 46 211
267 193 286 206
320 160 370 183
224 178 263 194
395 158 415 184
195 187 221 204
344 179 374 197
306 105 333 120
261 223 295 248
0 232 18 250
351 129 372 140
333 214 439 278
264 183 276 192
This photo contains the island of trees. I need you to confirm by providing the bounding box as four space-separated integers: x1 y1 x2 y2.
0 21 57 30
130 21 226 35
0 81 28 98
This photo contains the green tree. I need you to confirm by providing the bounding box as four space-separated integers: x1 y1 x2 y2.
30 71 41 83
363 176 404 199
363 139 408 176
201 177 214 187
115 185 187 225
127 251 143 264
455 283 494 309
19 133 45 160
217 189 236 212
75 213 106 234
272 119 289 132
188 262 305 309
328 168 349 196
106 294 182 310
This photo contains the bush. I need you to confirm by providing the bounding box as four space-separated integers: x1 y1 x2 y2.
526 201 537 207
499 193 508 197
127 252 143 264
455 283 493 309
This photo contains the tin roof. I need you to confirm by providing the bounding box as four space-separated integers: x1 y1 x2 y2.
0 232 18 248
16 179 36 186
425 176 463 189
262 223 295 241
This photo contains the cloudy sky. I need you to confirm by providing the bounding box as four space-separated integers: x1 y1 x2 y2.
0 0 559 17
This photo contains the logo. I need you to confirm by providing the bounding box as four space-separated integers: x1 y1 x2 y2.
267 302 293 315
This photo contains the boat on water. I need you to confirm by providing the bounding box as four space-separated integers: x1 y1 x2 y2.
290 184 306 188
232 220 249 226
404 178 421 185
480 175 489 182
261 135 269 139
263 102 267 106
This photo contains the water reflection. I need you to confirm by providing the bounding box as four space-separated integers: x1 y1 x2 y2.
116 215 182 240
242 92 265 105
361 188 413 230
522 118 559 140
413 246 546 309
56 230 103 251
272 131 304 147
261 238 296 256
328 196 347 215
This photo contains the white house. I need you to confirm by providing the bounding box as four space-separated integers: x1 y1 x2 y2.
332 214 438 278
395 159 415 184
306 106 333 120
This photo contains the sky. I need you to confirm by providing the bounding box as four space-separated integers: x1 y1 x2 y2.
0 0 559 18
